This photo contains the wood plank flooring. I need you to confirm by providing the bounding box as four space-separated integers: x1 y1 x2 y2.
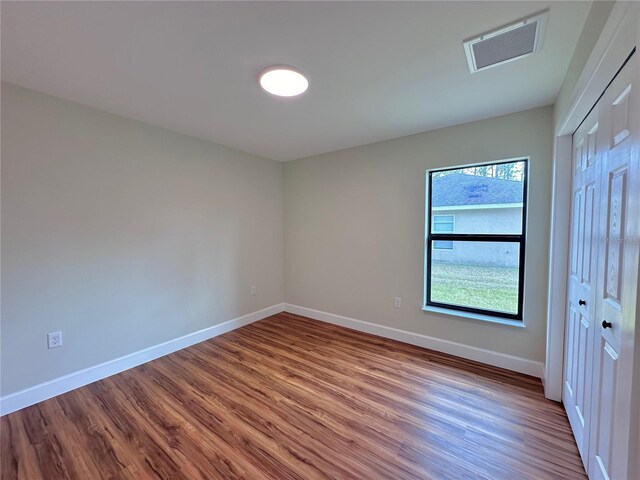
1 312 586 479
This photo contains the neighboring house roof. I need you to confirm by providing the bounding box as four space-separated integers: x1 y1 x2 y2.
432 173 523 207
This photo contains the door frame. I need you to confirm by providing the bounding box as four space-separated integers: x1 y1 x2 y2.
545 1 639 402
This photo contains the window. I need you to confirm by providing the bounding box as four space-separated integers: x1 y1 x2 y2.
433 215 454 250
425 159 528 320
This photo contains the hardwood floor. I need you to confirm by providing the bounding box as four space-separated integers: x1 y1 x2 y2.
1 312 586 479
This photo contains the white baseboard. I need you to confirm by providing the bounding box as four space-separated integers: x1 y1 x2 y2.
2 302 544 416
0 303 285 416
284 304 544 379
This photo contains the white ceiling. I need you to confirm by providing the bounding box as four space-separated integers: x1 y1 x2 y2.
1 1 591 161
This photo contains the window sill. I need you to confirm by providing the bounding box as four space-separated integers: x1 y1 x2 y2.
422 305 526 328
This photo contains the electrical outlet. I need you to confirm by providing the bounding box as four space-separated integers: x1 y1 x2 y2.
394 297 401 308
48 331 62 349
250 286 257 296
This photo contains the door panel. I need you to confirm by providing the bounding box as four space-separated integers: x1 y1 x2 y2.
575 314 589 425
592 340 618 480
566 305 577 398
604 167 626 307
588 53 639 480
581 183 596 285
571 188 583 277
611 85 631 146
587 123 599 166
564 106 599 460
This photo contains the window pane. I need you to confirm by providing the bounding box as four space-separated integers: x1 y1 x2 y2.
431 161 525 235
430 241 520 314
433 240 453 250
433 214 454 223
433 223 453 232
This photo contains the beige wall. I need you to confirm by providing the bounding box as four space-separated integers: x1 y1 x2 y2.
1 83 284 395
554 0 615 127
284 106 553 363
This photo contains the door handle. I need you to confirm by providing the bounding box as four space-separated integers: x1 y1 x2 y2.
602 320 613 329
578 299 587 306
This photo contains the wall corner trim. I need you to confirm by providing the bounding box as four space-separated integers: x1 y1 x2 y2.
0 303 285 416
284 304 544 379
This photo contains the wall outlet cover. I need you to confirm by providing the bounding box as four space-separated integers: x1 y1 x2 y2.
47 331 62 349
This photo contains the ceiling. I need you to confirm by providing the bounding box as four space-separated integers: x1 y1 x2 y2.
1 1 591 161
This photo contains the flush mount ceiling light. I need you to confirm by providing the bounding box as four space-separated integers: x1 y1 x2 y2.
259 66 308 97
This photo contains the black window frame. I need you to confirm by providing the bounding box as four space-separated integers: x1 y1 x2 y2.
425 158 528 321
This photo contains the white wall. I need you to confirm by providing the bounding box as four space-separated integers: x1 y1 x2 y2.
554 0 615 126
284 107 553 363
1 83 284 396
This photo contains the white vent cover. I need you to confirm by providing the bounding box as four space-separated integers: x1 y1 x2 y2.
463 11 548 73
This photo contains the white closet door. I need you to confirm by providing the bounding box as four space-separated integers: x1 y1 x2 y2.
589 53 639 480
564 105 601 462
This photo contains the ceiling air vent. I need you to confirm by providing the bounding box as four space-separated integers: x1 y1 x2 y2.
463 11 548 73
